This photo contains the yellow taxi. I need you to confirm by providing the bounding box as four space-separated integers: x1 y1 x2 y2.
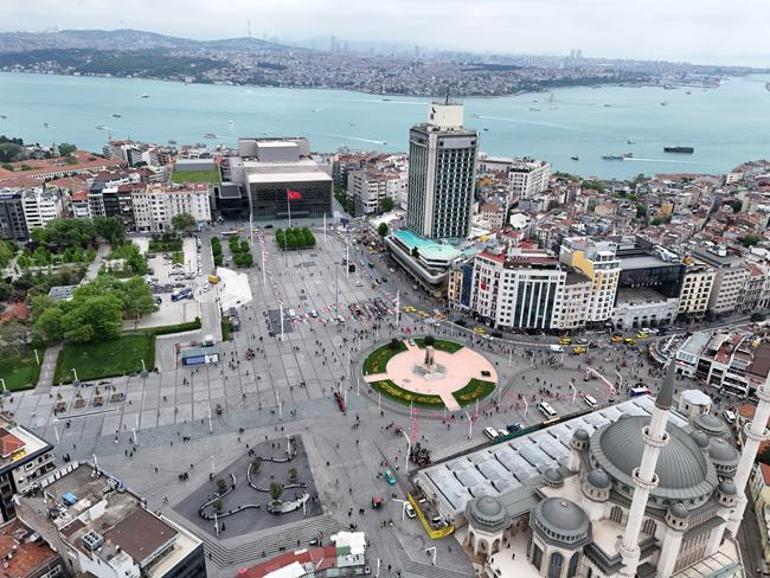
572 345 587 354
636 332 649 340
403 306 416 313
473 326 487 335
559 336 572 345
623 337 637 346
417 310 430 318
611 335 623 343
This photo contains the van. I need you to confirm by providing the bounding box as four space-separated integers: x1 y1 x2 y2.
483 427 500 441
288 308 296 318
538 402 557 419
629 386 651 398
549 345 564 353
722 409 737 425
583 395 598 408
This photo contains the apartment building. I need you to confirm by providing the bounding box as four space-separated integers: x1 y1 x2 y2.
508 158 551 199
16 462 206 578
692 246 748 314
0 517 64 578
740 261 770 312
0 417 55 523
559 237 621 324
678 263 716 316
132 183 211 232
20 188 64 230
0 189 30 241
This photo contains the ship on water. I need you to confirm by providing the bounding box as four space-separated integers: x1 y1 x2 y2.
602 152 633 160
663 146 694 154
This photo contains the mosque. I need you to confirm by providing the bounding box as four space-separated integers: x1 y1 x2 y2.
416 363 770 577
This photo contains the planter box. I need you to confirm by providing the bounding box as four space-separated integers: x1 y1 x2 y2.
74 398 86 408
92 396 104 406
110 392 125 402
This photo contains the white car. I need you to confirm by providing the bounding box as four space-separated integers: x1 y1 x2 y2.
405 503 416 519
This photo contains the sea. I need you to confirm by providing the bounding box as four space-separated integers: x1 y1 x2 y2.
1 71 769 179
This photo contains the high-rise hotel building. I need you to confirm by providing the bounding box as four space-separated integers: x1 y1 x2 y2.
406 102 478 240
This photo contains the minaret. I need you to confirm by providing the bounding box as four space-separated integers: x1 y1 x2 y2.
618 362 675 577
727 373 770 535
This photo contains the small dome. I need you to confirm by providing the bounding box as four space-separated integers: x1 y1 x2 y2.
543 467 564 487
718 480 737 496
669 502 689 520
690 431 709 449
531 498 591 548
708 438 740 464
573 428 589 442
465 495 509 534
586 468 611 490
694 413 728 438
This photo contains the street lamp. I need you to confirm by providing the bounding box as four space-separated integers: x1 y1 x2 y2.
401 430 411 472
463 410 473 439
71 368 79 383
392 498 409 523
425 546 437 566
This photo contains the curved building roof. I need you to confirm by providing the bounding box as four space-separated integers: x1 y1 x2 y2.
532 498 591 548
465 495 510 534
590 415 718 504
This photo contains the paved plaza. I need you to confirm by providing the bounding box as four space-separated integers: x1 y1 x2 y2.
1 220 680 578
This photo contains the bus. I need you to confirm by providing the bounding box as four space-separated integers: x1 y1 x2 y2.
629 386 651 398
220 230 239 239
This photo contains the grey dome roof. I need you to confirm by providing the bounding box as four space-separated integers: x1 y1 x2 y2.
532 498 591 548
694 413 728 437
544 467 564 485
718 480 737 496
669 502 689 520
590 415 718 503
586 468 611 489
465 495 509 533
690 430 709 449
708 438 740 464
573 428 590 442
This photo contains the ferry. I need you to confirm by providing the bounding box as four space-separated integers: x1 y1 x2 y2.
140 93 150 99
602 152 633 161
111 113 122 118
570 156 579 161
43 122 53 128
663 146 694 154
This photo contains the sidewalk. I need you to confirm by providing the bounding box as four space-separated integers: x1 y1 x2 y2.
36 344 62 392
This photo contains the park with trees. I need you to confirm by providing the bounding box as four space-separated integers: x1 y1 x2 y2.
275 227 316 250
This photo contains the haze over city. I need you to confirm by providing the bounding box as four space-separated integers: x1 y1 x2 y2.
2 0 770 65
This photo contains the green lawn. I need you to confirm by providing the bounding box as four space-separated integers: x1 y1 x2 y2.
363 341 407 375
0 355 41 391
54 334 155 384
171 169 220 184
369 379 445 408
452 378 496 406
412 338 464 354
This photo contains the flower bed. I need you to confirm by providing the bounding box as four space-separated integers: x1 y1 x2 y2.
369 379 445 408
362 341 407 375
412 338 464 354
452 378 496 406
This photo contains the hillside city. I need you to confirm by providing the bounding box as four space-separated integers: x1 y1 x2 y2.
1 100 770 578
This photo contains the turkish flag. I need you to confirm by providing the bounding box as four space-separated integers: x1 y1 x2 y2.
287 189 303 200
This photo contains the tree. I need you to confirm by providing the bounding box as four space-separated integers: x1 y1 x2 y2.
33 306 66 344
424 335 435 347
730 200 743 213
270 482 284 501
57 143 77 157
216 478 228 492
380 197 395 213
94 217 125 245
635 204 647 219
171 212 196 233
378 223 389 238
288 467 298 483
213 499 223 512
122 277 157 327
251 457 262 474
740 235 762 248
61 294 123 343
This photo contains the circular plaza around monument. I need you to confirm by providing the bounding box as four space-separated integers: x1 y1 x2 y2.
362 337 498 411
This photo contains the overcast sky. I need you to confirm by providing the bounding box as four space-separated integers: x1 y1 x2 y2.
2 0 768 66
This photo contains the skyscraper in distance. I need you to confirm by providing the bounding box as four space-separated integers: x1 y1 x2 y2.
406 101 478 240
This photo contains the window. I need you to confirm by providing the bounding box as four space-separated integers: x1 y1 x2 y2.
568 553 580 578
548 552 564 578
610 506 623 523
532 544 543 571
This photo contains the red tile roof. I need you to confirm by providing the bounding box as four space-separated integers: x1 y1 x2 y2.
240 546 338 578
0 428 25 458
0 519 60 578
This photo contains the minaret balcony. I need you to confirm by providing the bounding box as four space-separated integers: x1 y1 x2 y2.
642 425 669 448
632 467 659 490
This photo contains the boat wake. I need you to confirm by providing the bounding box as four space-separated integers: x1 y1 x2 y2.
475 114 576 131
624 157 703 164
325 134 387 145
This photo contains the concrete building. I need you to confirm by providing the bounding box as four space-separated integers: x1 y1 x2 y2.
468 248 577 331
508 158 551 200
675 329 770 397
132 183 211 232
692 246 747 314
740 261 770 312
20 188 64 231
16 462 206 578
0 417 55 523
0 189 30 241
476 202 506 231
406 102 478 240
559 237 621 324
678 263 716 317
229 138 333 222
415 370 746 578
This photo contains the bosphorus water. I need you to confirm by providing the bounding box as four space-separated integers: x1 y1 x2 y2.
1 71 769 179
